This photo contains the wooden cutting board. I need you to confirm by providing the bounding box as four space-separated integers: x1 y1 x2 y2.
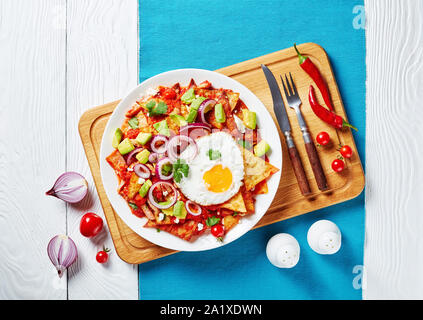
79 43 364 264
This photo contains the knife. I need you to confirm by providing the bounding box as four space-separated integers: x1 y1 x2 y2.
261 64 311 196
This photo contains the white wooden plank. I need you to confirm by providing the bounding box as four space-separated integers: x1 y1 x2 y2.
364 0 423 299
66 0 139 299
0 0 67 299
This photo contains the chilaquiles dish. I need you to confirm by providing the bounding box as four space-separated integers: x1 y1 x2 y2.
106 79 278 242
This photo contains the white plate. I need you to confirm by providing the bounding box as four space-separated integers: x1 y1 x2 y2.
99 69 282 252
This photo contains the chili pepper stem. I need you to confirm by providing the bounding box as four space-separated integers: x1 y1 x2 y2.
343 120 358 131
294 43 307 64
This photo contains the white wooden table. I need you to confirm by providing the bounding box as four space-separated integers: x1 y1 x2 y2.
0 0 421 300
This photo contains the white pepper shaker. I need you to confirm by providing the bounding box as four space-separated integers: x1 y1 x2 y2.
307 220 341 255
266 233 300 268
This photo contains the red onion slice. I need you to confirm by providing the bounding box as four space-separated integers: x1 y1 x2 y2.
167 135 198 162
198 99 216 124
148 181 177 209
148 152 161 163
155 157 174 180
126 147 143 165
185 200 202 216
180 123 212 141
151 135 168 154
180 123 211 135
133 163 151 179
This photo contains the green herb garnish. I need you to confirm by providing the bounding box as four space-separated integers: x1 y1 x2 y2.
128 117 139 129
145 100 156 111
173 159 189 183
206 216 221 227
207 149 222 160
128 202 138 210
146 100 168 116
232 212 239 217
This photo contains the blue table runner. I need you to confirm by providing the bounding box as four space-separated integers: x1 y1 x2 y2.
138 0 365 300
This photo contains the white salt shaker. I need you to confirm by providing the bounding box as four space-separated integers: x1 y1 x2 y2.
266 233 300 268
307 220 341 255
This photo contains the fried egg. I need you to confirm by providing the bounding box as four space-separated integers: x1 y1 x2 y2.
176 131 244 206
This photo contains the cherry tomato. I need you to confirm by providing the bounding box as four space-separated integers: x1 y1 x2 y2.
211 224 225 238
316 132 330 146
331 159 345 173
339 145 353 158
80 212 103 238
96 248 110 264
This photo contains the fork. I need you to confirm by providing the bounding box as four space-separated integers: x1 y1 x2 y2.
280 73 328 191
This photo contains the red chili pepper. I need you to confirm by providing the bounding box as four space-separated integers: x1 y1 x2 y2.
294 44 334 111
309 85 357 131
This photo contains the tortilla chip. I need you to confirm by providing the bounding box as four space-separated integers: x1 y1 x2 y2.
241 187 255 214
145 220 198 241
253 180 269 194
220 191 247 213
226 91 240 111
127 172 142 199
106 150 126 171
240 146 279 191
222 215 240 231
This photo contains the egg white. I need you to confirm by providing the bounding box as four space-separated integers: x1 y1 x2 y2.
176 131 244 205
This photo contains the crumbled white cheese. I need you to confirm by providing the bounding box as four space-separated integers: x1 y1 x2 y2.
233 114 246 134
197 223 204 231
138 178 145 185
158 213 165 222
145 87 158 96
163 190 169 197
127 167 134 172
174 218 180 224
221 217 225 226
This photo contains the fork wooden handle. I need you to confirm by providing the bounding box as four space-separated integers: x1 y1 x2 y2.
288 145 311 196
305 141 328 191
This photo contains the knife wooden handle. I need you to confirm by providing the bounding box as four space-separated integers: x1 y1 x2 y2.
304 141 328 191
288 145 311 196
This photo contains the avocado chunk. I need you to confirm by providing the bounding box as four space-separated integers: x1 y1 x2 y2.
118 138 135 155
186 108 198 123
112 128 123 148
190 97 206 110
214 103 226 123
242 109 257 130
173 201 188 219
135 132 152 145
170 114 188 127
160 201 187 219
136 149 150 164
254 140 271 157
138 179 152 198
181 88 196 104
160 203 173 216
153 120 170 137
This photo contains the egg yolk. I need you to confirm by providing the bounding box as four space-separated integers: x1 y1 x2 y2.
203 164 233 193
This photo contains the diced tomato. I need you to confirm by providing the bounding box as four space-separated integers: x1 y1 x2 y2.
134 194 147 207
126 128 140 139
220 209 234 217
162 88 177 100
132 208 145 218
